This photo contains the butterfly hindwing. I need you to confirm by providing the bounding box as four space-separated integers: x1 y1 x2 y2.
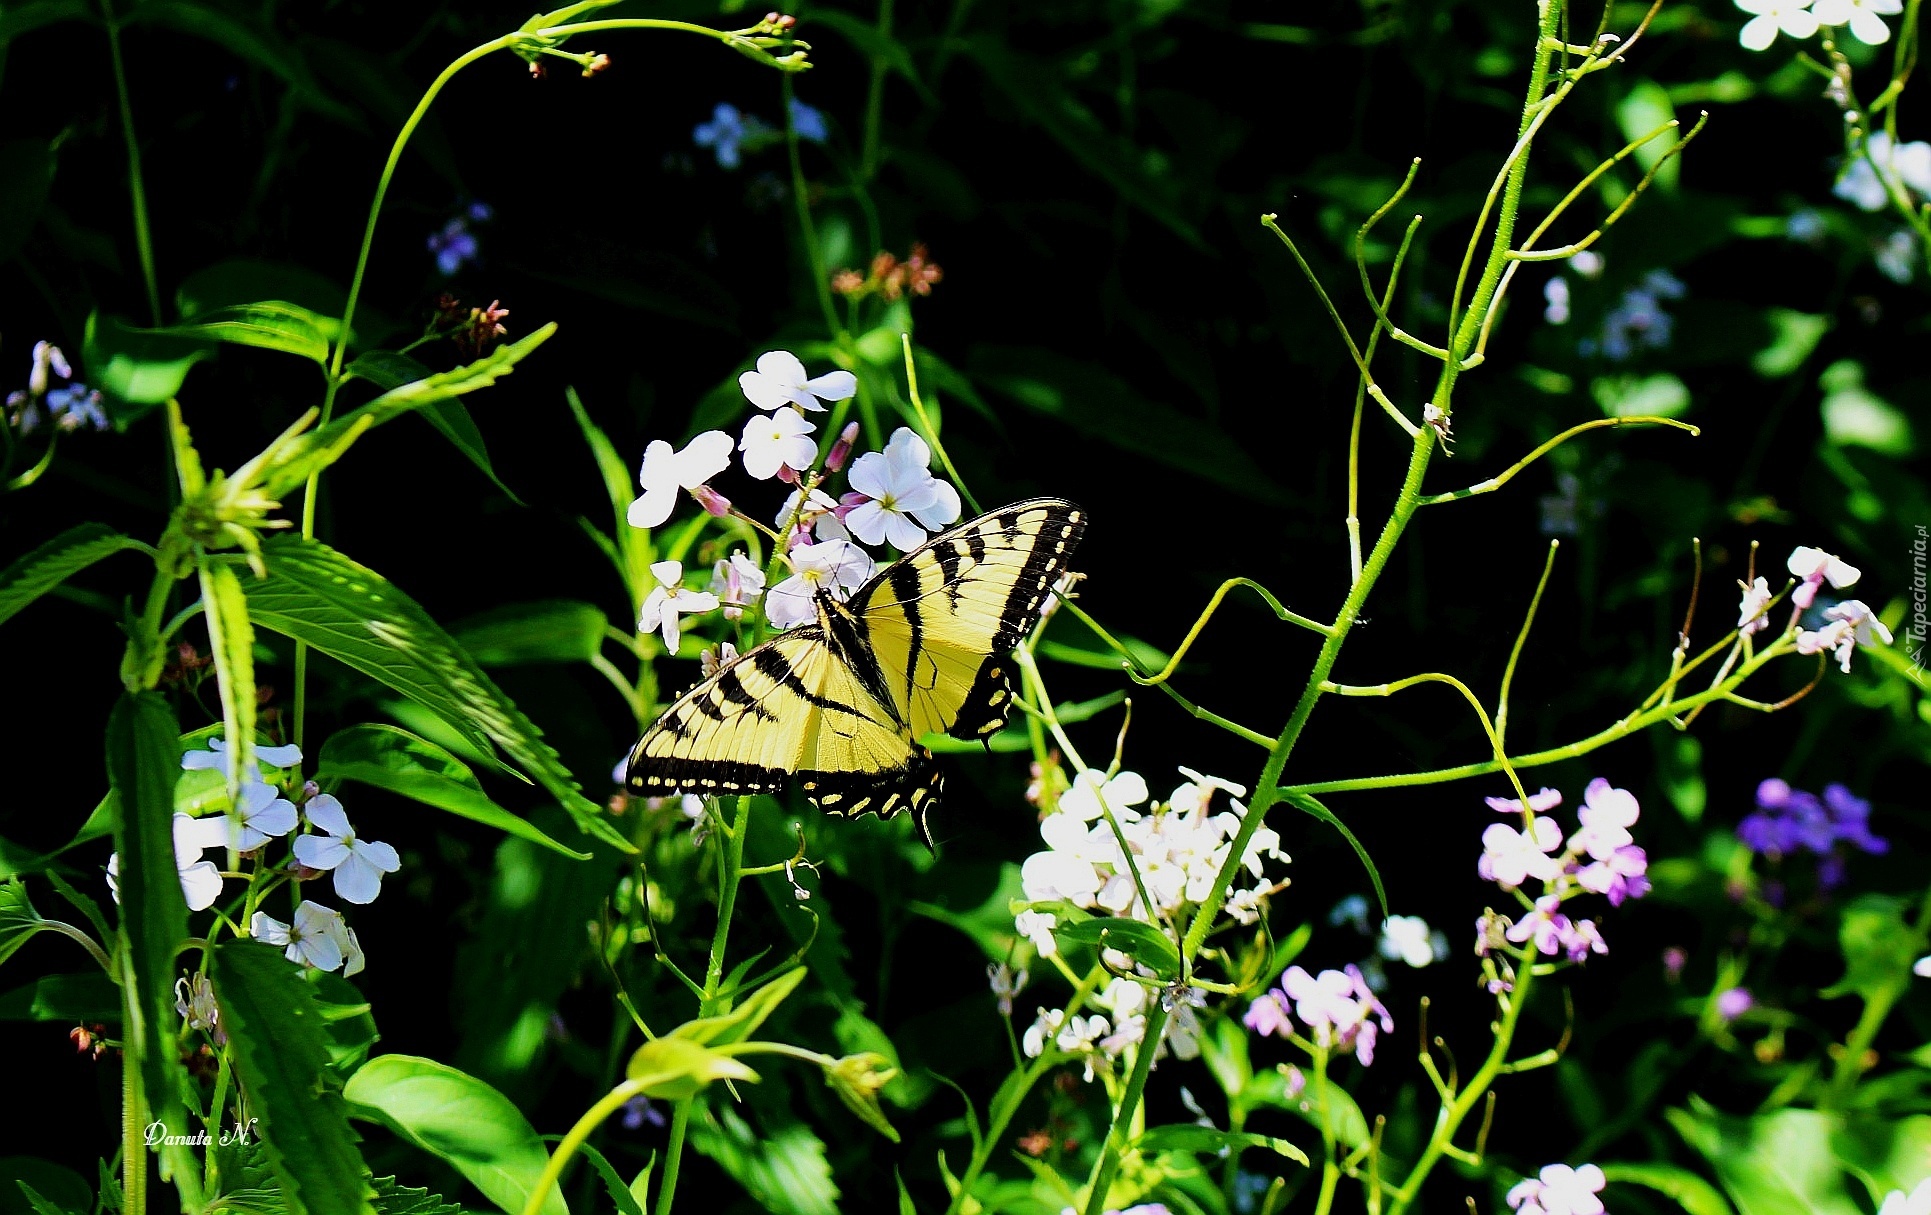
855 498 1087 741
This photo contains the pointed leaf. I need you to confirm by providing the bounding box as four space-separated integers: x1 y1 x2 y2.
240 537 628 853
211 939 374 1215
150 301 338 365
1599 1163 1735 1215
83 311 213 412
0 524 145 629
344 1054 566 1215
1281 791 1386 920
0 878 50 967
1132 1124 1310 1167
316 724 588 860
199 562 257 791
670 966 806 1046
688 1109 836 1215
1052 917 1180 981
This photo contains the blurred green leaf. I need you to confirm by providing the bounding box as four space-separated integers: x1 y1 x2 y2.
0 140 55 264
1246 1062 1368 1149
82 311 213 413
1657 732 1706 824
177 259 348 320
0 524 143 630
309 971 379 1076
0 1 90 50
0 1161 90 1215
1599 1163 1734 1215
0 972 119 1022
1616 80 1680 188
1668 1101 1861 1215
1593 372 1690 419
1821 894 1919 1002
200 561 257 799
212 939 374 1215
151 301 339 365
689 1108 837 1215
1052 917 1180 981
1833 1115 1931 1203
344 1053 566 1215
318 724 590 860
449 601 608 666
242 537 626 852
1132 1124 1309 1167
1820 365 1913 456
0 879 52 968
1753 310 1828 378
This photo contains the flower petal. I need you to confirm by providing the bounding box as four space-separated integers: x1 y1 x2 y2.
802 369 858 402
294 835 351 871
333 853 386 904
179 861 224 911
304 794 352 838
675 431 735 487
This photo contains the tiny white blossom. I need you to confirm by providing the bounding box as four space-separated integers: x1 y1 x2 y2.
638 560 721 654
1735 0 1821 49
250 901 346 971
212 780 300 852
739 406 817 481
1787 545 1860 609
775 487 849 544
709 551 766 622
843 428 963 550
1057 769 1150 822
1021 1007 1063 1058
987 962 1028 1017
700 641 738 678
292 795 400 904
738 350 857 413
181 736 303 778
1379 915 1443 968
175 974 223 1041
763 541 875 629
1737 576 1774 636
627 431 734 530
1813 0 1903 44
1507 1163 1607 1215
108 813 226 912
1916 955 1931 978
1014 908 1060 956
1880 1180 1931 1215
1797 599 1892 673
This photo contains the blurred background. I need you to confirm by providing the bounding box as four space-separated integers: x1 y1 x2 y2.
2 0 1927 1210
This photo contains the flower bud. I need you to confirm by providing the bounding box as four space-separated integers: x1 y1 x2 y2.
825 421 860 472
776 463 800 485
693 484 732 517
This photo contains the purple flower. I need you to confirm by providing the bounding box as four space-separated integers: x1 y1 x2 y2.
621 1094 666 1130
1506 896 1573 956
1485 787 1563 816
46 383 107 431
694 102 775 169
1715 987 1753 1022
1571 778 1640 860
1576 845 1650 906
1242 991 1291 1039
428 218 479 275
1662 947 1687 982
788 98 828 143
1823 784 1888 854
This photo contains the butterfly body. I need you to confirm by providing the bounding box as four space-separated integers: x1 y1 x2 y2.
626 498 1087 841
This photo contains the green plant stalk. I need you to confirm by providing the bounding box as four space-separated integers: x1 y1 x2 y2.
1080 8 1565 1210
1311 1049 1339 1215
1387 966 1537 1214
1823 881 1931 1107
861 0 896 181
123 1029 147 1215
100 0 162 326
654 794 755 1215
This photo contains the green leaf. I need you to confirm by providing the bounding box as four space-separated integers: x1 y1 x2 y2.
1819 362 1914 456
82 311 213 412
0 1161 91 1215
689 1109 838 1215
565 386 651 612
1245 1063 1369 1150
1667 1101 1861 1215
625 1036 760 1100
152 301 340 365
258 324 557 499
0 972 119 1022
200 561 257 792
1280 792 1386 920
1833 1114 1931 1202
0 878 50 967
449 601 609 666
309 971 380 1075
1822 894 1919 1002
564 1141 641 1215
0 140 56 264
211 939 374 1215
0 524 145 629
1131 1124 1310 1167
241 536 628 853
671 966 807 1046
1616 79 1681 187
1600 1163 1735 1215
1752 310 1829 378
346 350 524 503
1592 372 1691 419
371 1176 466 1215
318 724 588 860
343 1054 566 1215
1052 917 1180 981
106 692 191 1133
177 259 347 321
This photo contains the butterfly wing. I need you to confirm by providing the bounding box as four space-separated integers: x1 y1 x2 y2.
626 627 942 832
854 498 1087 742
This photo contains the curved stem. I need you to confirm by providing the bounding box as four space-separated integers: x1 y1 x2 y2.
100 0 161 325
1416 416 1699 505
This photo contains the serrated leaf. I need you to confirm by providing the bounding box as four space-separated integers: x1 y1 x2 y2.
0 524 145 630
1600 1162 1735 1215
316 724 588 860
0 877 49 968
670 967 806 1046
343 1054 565 1215
308 971 379 1075
448 601 608 666
199 562 257 793
370 1175 466 1215
240 537 628 853
1051 917 1180 981
689 1109 837 1215
1131 1124 1309 1167
106 693 192 1140
211 939 374 1215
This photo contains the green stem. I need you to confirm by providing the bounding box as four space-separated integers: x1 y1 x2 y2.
100 0 161 325
860 0 895 181
1311 1050 1339 1215
123 1029 148 1215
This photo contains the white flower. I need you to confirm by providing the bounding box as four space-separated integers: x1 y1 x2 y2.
1022 1007 1063 1058
1880 1180 1931 1215
205 780 300 852
738 406 817 481
709 552 766 621
1168 766 1247 814
326 911 366 978
843 428 963 550
1507 1163 1607 1215
107 813 226 912
1057 769 1150 822
1379 915 1442 967
763 540 875 629
775 487 849 544
1014 909 1060 956
700 642 737 679
175 974 222 1040
1480 817 1565 888
1737 576 1774 636
638 560 721 654
987 962 1028 1017
627 431 734 530
292 795 400 904
1837 131 1931 211
1916 955 1931 978
1787 545 1860 609
1020 848 1106 907
250 901 345 971
1571 778 1640 861
1813 0 1903 44
738 350 858 413
1798 599 1893 673
1736 0 1820 49
181 735 303 778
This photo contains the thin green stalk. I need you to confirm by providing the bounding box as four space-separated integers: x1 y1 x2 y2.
100 0 161 325
123 1035 148 1215
860 0 896 181
1311 1050 1340 1215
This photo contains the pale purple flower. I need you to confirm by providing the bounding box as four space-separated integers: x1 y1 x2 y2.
738 350 857 413
1508 1163 1607 1215
292 795 400 904
1577 845 1650 905
1737 576 1774 637
1486 787 1563 816
693 103 772 170
1563 918 1609 962
621 1095 666 1131
788 98 828 142
1507 895 1573 956
1276 964 1391 1065
1787 545 1860 609
843 427 963 550
763 540 875 629
1572 778 1640 860
1480 817 1564 888
1823 783 1888 854
251 901 345 971
1715 987 1754 1021
739 406 817 481
1242 991 1292 1038
709 551 766 621
427 218 479 275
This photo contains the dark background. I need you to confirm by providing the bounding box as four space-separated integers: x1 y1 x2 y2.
4 0 1928 1210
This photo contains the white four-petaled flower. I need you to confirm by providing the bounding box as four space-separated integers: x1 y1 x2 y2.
1797 598 1893 672
638 560 721 653
190 780 299 852
842 427 963 550
709 551 766 621
1507 1163 1607 1215
181 736 303 779
1480 817 1565 888
763 541 875 629
251 900 363 975
1814 0 1903 44
628 431 734 530
292 795 400 905
1735 0 1821 49
739 406 817 481
738 350 858 413
107 813 227 912
1787 545 1860 609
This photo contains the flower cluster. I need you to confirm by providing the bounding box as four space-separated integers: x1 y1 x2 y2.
1734 0 1902 49
1734 546 1891 672
831 244 944 302
7 340 108 435
1577 270 1684 362
428 202 492 276
1020 975 1207 1079
1508 1163 1607 1215
1737 778 1886 892
692 98 826 170
1243 964 1393 1066
108 736 397 979
1475 780 1650 979
622 348 969 654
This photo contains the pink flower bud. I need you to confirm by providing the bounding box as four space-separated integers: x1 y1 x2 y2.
836 489 866 521
693 484 731 517
825 421 860 472
776 463 799 485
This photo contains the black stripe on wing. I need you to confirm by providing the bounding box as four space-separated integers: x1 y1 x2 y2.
801 748 945 848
